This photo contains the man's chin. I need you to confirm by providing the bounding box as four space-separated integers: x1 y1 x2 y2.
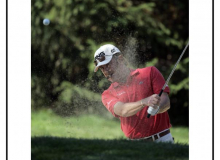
108 78 113 83
110 74 117 83
110 77 119 83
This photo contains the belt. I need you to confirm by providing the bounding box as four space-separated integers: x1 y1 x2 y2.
131 129 170 142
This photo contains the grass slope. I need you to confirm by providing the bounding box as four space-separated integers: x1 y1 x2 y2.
32 109 189 144
32 137 188 160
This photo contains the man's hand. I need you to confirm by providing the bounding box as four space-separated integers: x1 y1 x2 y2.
143 94 161 109
143 93 170 116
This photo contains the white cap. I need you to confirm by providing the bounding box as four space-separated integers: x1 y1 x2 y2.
94 44 121 72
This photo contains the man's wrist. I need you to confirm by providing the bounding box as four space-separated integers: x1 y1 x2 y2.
140 100 145 108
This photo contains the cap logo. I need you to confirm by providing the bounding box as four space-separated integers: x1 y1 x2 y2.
95 51 105 60
94 51 106 64
111 48 115 53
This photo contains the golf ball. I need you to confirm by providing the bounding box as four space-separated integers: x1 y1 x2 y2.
43 19 50 25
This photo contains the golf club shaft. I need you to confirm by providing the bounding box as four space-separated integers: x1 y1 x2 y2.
147 42 189 118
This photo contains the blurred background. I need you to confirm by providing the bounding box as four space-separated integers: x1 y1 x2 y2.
31 0 189 143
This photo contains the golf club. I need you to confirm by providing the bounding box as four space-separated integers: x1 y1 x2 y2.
147 42 189 118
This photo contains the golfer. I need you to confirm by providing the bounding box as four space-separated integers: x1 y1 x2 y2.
94 44 174 143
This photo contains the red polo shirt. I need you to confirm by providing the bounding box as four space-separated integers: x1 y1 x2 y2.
102 66 171 139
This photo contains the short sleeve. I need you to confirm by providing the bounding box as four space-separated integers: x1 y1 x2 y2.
102 90 120 118
150 66 170 94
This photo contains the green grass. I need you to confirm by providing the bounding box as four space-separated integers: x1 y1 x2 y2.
32 109 189 160
32 109 124 139
32 109 188 144
170 126 188 144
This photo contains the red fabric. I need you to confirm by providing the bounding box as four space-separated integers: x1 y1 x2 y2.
102 66 171 139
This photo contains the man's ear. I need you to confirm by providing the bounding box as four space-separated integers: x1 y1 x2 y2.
117 54 124 62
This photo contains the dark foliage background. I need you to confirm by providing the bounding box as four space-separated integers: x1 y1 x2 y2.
31 0 189 126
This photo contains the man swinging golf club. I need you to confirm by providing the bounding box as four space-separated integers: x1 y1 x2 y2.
93 44 174 143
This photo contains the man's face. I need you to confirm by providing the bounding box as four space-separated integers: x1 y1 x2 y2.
99 57 119 83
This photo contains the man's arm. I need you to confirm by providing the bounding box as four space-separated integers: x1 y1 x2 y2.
157 92 170 114
113 92 170 117
113 100 145 118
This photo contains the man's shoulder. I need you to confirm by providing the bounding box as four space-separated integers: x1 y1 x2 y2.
136 66 155 74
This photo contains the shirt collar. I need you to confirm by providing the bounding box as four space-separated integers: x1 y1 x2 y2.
112 69 139 88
